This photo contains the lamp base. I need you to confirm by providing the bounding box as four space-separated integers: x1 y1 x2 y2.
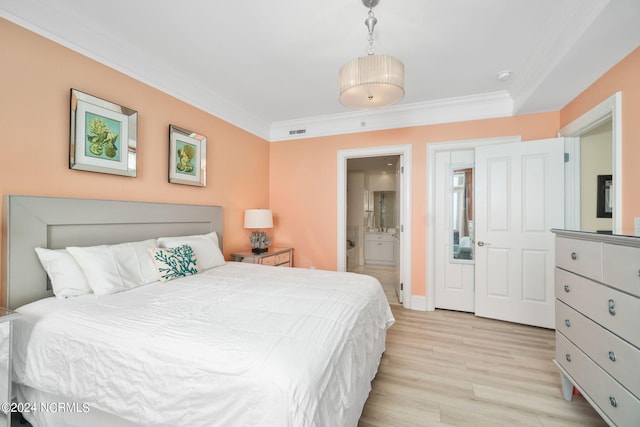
252 247 268 254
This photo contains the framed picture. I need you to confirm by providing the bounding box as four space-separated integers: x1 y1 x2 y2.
70 89 137 177
169 125 207 186
596 174 613 218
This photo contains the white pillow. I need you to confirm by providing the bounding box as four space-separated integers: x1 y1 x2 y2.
34 248 93 298
67 245 124 296
67 239 158 296
158 232 225 270
108 239 158 287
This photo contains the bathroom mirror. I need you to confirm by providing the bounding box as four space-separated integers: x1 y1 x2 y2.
451 166 474 263
372 191 396 231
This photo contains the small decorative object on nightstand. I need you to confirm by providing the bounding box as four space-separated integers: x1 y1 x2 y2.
231 247 293 267
0 307 20 427
244 209 273 254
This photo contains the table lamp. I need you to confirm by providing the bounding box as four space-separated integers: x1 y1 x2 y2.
244 209 273 254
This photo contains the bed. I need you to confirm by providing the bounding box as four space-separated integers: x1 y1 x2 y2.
2 195 394 427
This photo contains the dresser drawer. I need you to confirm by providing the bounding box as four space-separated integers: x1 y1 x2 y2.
556 300 640 398
261 251 291 266
556 237 602 281
556 333 640 427
555 268 640 347
603 243 640 298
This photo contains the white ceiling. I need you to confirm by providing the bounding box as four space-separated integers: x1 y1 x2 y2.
348 155 399 174
2 0 640 141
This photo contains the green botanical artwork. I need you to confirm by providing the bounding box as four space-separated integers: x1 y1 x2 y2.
176 140 197 176
85 112 121 161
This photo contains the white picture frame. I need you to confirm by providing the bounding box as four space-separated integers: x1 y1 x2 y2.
69 89 137 177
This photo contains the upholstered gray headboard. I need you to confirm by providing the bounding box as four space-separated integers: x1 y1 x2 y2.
2 195 223 309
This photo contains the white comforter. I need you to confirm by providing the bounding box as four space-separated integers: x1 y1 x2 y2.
13 263 394 427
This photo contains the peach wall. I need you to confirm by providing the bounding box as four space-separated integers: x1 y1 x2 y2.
0 18 270 303
560 46 640 235
270 113 560 297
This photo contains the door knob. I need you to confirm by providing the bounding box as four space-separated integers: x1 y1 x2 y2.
477 241 490 247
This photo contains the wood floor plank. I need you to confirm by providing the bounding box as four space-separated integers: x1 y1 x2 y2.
359 304 607 427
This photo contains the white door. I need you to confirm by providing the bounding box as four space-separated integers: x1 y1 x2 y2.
474 138 564 328
434 150 475 312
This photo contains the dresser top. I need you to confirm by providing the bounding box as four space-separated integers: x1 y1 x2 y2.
552 229 640 248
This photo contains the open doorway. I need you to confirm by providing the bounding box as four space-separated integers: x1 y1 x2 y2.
559 92 622 234
337 145 412 309
347 155 401 304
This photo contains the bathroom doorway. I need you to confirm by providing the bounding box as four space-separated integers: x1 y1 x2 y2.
347 156 401 304
337 145 412 309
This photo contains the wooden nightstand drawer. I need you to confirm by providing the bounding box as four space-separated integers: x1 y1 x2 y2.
231 248 293 267
261 251 290 266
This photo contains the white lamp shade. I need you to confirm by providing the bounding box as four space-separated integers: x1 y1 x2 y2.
244 209 273 229
339 54 404 109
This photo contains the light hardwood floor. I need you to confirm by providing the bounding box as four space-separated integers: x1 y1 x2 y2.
355 265 607 427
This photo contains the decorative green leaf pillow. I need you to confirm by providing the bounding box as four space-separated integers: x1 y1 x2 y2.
149 245 198 282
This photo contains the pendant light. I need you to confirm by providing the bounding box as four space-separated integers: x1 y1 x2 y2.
339 0 405 109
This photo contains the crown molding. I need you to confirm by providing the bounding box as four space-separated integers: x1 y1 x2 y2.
3 10 512 142
269 92 514 142
510 0 610 114
1 11 272 141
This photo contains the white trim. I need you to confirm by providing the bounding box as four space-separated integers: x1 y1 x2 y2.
558 92 622 234
563 137 581 231
337 145 413 309
272 92 513 142
410 295 428 311
2 8 513 143
426 136 522 311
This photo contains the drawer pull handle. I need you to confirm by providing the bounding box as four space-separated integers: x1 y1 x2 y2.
565 354 572 362
564 319 571 327
570 252 577 260
608 299 616 316
609 351 617 362
563 284 570 293
609 396 617 408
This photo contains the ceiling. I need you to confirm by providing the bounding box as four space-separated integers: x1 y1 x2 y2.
348 155 399 174
3 0 640 141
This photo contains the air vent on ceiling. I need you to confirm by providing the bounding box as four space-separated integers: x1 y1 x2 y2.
288 129 307 135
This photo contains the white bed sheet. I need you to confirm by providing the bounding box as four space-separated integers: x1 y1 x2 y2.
13 263 394 427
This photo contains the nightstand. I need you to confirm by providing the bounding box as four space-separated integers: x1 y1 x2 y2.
231 247 293 267
0 307 20 427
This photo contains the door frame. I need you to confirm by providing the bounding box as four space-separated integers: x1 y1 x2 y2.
558 92 622 234
426 136 521 311
337 145 412 308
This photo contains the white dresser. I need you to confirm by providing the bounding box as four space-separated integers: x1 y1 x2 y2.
552 230 640 426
